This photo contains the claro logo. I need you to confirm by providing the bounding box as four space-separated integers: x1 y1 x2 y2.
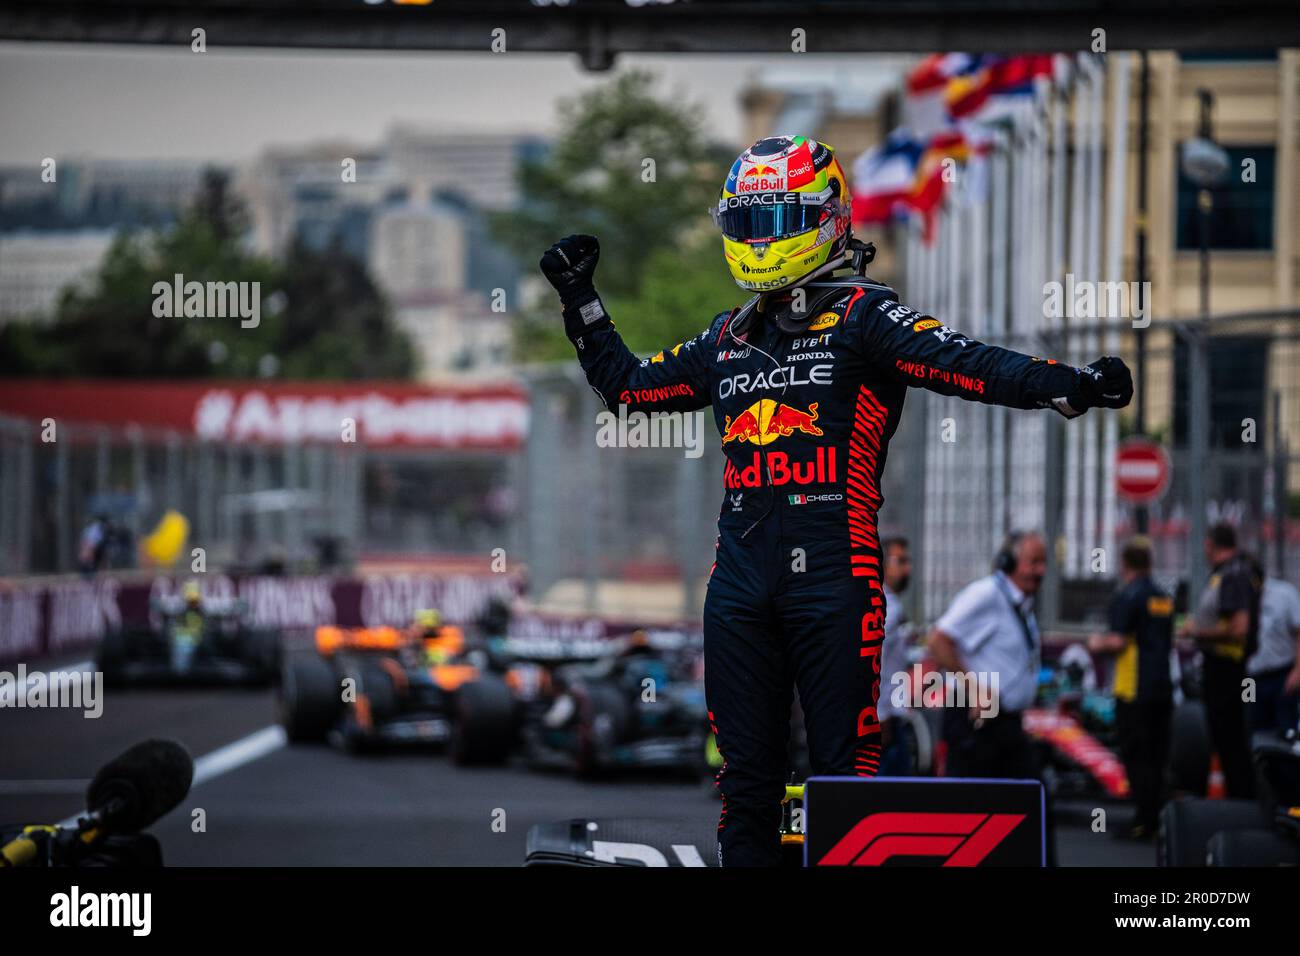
816 812 1026 866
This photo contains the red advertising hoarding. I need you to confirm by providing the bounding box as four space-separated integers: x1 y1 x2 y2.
0 379 529 450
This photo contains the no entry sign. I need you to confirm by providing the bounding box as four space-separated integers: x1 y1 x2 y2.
1115 438 1170 503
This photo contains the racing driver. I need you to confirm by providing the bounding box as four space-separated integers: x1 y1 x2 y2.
540 135 1133 866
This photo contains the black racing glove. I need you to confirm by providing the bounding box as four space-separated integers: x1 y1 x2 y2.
1054 355 1134 418
540 234 609 340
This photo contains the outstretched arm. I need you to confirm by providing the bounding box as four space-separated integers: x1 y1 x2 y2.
1090 586 1140 653
861 295 1132 417
541 234 713 413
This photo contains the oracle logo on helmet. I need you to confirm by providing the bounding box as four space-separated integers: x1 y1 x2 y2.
722 192 799 210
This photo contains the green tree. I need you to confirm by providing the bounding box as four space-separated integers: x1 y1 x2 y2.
495 70 740 361
274 239 416 380
600 229 741 354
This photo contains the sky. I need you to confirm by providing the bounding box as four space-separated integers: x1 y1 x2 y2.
0 42 901 164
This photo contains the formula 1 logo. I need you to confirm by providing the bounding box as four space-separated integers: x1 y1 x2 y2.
816 812 1026 866
720 400 823 446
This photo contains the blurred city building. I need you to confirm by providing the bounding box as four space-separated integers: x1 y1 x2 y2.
236 128 544 380
240 142 390 258
0 229 115 322
391 290 510 378
0 159 209 232
0 131 541 378
0 159 210 324
385 127 541 213
1128 52 1299 462
369 199 468 298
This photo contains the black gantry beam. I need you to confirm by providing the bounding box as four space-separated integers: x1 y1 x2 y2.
1 2 1296 71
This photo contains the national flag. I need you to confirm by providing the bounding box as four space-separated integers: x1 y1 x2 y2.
850 130 925 227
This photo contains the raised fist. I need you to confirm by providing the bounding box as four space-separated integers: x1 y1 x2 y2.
1076 356 1134 410
540 234 600 303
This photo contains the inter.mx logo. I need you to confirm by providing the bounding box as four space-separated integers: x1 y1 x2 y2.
816 812 1025 866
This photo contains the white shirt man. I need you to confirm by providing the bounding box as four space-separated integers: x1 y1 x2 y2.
878 582 912 722
928 532 1048 783
1249 578 1300 676
877 536 916 776
1246 577 1300 732
933 570 1041 714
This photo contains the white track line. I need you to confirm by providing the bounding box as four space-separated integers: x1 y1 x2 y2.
0 660 93 708
191 725 286 786
56 725 286 827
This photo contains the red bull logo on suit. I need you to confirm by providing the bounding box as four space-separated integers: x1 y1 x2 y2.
723 447 837 490
720 399 824 447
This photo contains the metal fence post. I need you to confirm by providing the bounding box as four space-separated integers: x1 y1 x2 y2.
95 428 110 500
1042 415 1065 626
252 445 271 556
1273 390 1287 577
523 380 548 599
1186 323 1210 594
52 425 70 572
130 426 147 538
581 387 599 612
677 437 701 620
0 419 12 574
223 443 240 557
350 445 365 556
196 440 213 549
17 423 34 574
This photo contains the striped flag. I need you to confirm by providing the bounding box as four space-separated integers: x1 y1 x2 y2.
850 130 925 228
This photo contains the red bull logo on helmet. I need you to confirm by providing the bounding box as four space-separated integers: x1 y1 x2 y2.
736 162 786 193
720 399 823 446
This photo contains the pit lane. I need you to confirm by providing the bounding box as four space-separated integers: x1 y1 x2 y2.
0 656 1154 866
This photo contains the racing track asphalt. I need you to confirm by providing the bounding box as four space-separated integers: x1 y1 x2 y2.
1 655 1155 867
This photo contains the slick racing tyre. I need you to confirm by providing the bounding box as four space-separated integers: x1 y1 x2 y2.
1157 798 1266 866
339 662 400 754
1205 828 1300 867
239 628 282 684
96 629 129 686
574 683 630 778
452 675 515 766
357 661 400 724
897 708 936 775
279 654 341 743
1170 700 1211 796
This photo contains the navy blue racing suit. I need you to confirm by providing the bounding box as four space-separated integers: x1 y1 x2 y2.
566 273 1094 866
